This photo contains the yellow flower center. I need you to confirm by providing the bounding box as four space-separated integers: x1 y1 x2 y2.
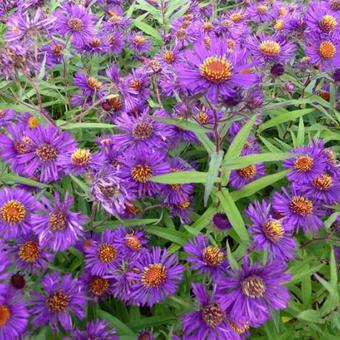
177 199 190 210
1 200 26 223
163 51 175 64
202 246 224 266
238 164 257 179
312 174 333 190
259 41 281 56
36 144 58 161
0 305 11 326
18 240 40 263
289 196 313 216
47 291 70 312
242 275 266 298
294 155 314 172
274 19 284 31
131 164 153 183
28 116 40 128
257 5 268 14
87 77 102 90
90 277 109 296
319 41 336 59
133 35 145 46
319 15 337 33
263 220 284 243
279 7 287 16
71 148 91 167
230 12 243 23
195 112 209 124
124 234 142 251
228 320 250 334
201 303 224 327
227 39 236 50
98 244 117 263
200 56 233 83
142 263 167 288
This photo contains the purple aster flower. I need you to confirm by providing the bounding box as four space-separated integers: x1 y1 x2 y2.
230 160 266 190
113 227 148 257
90 166 135 216
217 258 291 325
137 330 154 340
33 192 86 252
0 187 38 240
112 109 174 152
120 148 170 197
247 33 296 66
82 271 114 302
72 320 118 339
30 272 86 332
129 33 152 54
128 247 184 306
54 4 96 48
169 196 193 224
0 245 11 294
0 285 29 339
73 71 104 97
60 147 102 176
212 212 232 231
178 37 257 102
81 33 110 55
181 283 245 340
17 124 76 183
10 232 53 274
302 172 340 204
272 187 324 233
40 42 65 68
84 230 121 276
106 30 125 55
284 140 327 184
305 33 340 70
246 200 296 261
246 3 274 23
0 109 16 128
104 5 131 30
16 113 41 131
183 234 227 279
305 3 340 35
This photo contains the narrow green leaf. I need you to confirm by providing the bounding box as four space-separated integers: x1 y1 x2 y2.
217 189 249 242
258 108 315 132
222 115 257 185
296 310 323 324
314 273 338 299
204 151 224 206
134 20 163 42
151 171 207 184
147 226 188 245
330 247 338 292
70 175 89 194
230 170 289 201
1 173 49 189
226 240 240 269
296 117 305 146
127 315 177 330
57 121 115 130
96 218 158 232
97 309 135 336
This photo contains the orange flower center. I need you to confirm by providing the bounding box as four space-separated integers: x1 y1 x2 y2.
201 303 224 327
294 155 313 172
130 79 142 91
49 211 67 231
131 164 153 183
36 144 58 161
52 44 64 55
132 123 154 140
0 305 10 326
263 220 284 243
98 244 117 263
228 320 250 334
177 199 190 210
195 112 209 124
312 174 333 190
124 234 142 251
319 15 337 33
133 35 145 46
14 137 32 154
238 165 257 179
0 200 26 223
230 12 243 23
90 277 109 296
163 51 175 64
87 77 102 90
142 263 167 288
259 41 281 56
319 41 336 59
242 275 266 298
47 291 70 312
200 56 233 83
71 148 91 166
90 38 101 48
202 246 224 266
28 116 40 128
289 196 313 216
18 240 40 263
257 5 268 14
68 18 83 31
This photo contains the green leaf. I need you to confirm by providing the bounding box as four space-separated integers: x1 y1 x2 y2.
258 108 315 132
95 218 159 232
296 117 305 146
97 309 135 336
69 175 89 194
296 310 323 324
151 171 207 184
222 152 291 171
127 315 177 330
230 170 289 201
226 240 240 269
217 189 249 242
147 226 188 245
1 173 49 189
57 121 115 130
330 247 338 292
204 151 224 206
314 273 339 299
222 115 257 185
134 20 163 42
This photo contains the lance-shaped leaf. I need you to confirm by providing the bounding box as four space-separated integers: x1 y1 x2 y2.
151 171 208 184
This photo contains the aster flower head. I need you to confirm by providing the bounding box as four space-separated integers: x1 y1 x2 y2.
54 4 96 48
33 192 86 252
113 227 148 257
246 200 296 261
217 258 291 325
17 124 76 183
104 5 132 30
74 71 104 97
111 110 174 152
84 230 121 276
11 232 53 274
82 271 114 302
212 212 232 231
129 32 152 54
90 165 135 216
248 33 296 66
305 33 340 70
30 272 86 332
40 42 65 68
0 187 38 240
0 109 16 128
183 234 227 279
106 29 125 55
120 148 170 198
72 320 118 340
177 37 258 102
0 285 29 339
128 247 184 306
246 2 274 23
272 187 324 233
182 283 245 340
